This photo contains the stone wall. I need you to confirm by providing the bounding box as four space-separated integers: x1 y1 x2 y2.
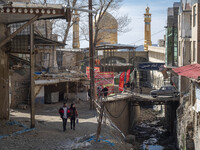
10 68 30 108
176 82 200 150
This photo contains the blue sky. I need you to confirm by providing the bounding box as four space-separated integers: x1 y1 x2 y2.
117 0 180 46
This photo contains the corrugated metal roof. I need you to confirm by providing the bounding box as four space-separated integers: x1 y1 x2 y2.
172 63 200 80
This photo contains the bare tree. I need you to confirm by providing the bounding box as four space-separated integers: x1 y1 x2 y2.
32 0 130 48
80 0 131 47
31 0 78 47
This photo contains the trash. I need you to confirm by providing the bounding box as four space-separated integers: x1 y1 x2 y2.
71 142 91 149
86 135 115 146
124 134 136 144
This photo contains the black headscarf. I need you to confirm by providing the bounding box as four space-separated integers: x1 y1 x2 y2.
70 103 74 109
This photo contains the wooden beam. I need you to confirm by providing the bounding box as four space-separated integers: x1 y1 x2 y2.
0 15 39 49
30 23 35 128
96 102 104 141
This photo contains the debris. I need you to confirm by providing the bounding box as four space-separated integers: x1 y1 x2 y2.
125 143 134 150
18 104 28 110
86 135 115 146
71 141 91 149
124 134 136 145
75 133 96 143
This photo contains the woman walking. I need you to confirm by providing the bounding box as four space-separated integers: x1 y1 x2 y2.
69 103 78 130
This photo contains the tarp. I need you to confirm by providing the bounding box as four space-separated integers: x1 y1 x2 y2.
119 72 125 91
172 63 200 80
86 67 100 79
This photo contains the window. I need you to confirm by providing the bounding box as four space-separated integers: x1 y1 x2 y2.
193 5 197 27
160 87 166 91
193 41 196 62
43 53 50 60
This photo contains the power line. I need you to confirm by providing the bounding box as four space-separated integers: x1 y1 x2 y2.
129 29 166 45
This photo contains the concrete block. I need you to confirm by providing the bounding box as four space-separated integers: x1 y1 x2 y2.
51 92 59 103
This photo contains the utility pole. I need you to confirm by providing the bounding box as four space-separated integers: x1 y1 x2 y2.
89 0 95 110
30 24 35 128
44 0 48 38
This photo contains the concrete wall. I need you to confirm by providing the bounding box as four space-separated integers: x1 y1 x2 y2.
191 3 198 64
148 46 165 63
178 10 191 67
86 51 148 65
35 86 44 104
148 46 165 89
165 101 179 135
58 50 84 70
104 100 130 135
0 24 9 119
129 103 140 129
44 82 66 103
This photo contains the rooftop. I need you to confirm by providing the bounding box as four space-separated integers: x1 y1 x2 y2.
173 63 200 80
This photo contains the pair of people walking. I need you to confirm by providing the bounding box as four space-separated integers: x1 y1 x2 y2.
59 103 78 131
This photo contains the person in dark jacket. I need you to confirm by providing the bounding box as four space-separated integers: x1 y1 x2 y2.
69 103 78 130
59 102 70 132
102 86 108 100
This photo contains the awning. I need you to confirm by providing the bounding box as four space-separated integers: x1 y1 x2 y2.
172 63 200 80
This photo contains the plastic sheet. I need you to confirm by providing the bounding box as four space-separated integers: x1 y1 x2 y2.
86 135 115 146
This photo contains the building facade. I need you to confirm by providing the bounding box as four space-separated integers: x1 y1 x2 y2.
176 1 200 149
148 45 166 89
165 2 180 67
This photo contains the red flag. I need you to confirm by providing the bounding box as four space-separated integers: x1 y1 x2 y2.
119 72 125 91
126 69 131 83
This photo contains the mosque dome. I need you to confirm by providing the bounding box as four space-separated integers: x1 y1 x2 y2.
95 12 118 46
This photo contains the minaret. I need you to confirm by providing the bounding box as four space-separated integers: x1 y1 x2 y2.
73 10 80 48
144 6 152 51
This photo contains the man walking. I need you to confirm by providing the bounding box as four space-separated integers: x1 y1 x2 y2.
59 102 70 132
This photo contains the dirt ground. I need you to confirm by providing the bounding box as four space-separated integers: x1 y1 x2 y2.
0 101 129 150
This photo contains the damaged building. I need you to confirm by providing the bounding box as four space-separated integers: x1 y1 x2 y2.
0 1 90 123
